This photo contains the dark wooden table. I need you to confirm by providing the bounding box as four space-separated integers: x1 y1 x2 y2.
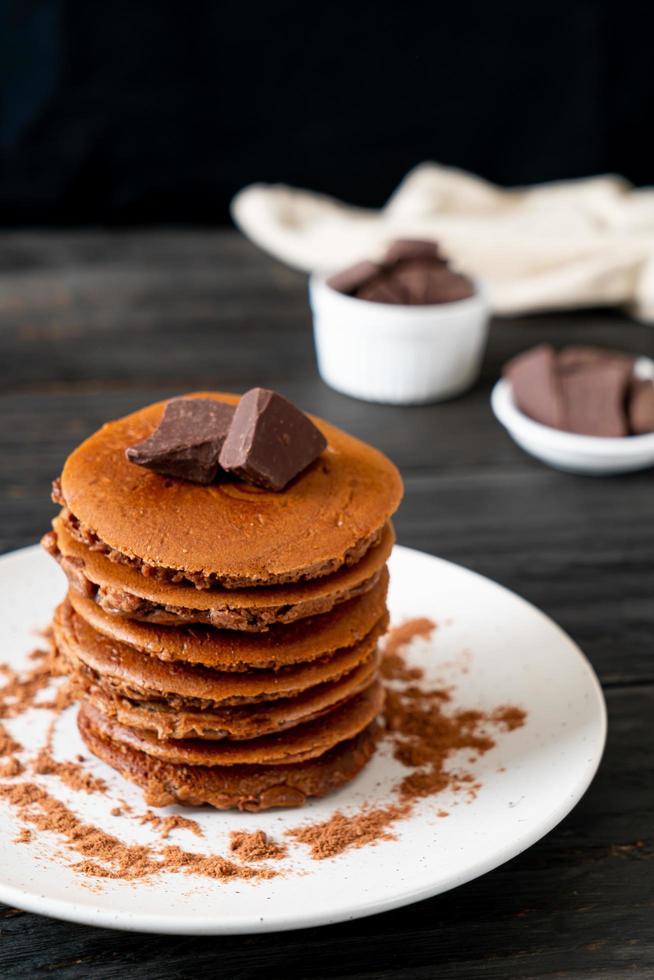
0 231 652 979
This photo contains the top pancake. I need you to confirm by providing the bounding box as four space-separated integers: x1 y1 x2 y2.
59 392 403 587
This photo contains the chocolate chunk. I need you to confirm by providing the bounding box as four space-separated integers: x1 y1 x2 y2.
390 259 474 305
326 239 475 306
356 271 409 305
559 361 632 437
384 239 445 265
503 344 566 430
327 260 381 296
391 258 436 304
629 378 654 434
126 398 234 484
219 388 327 491
558 345 635 373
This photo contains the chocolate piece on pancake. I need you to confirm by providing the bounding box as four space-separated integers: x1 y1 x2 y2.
75 653 380 741
78 704 382 811
78 682 384 767
66 571 389 670
218 387 327 491
57 391 402 589
54 598 387 707
46 518 394 630
125 397 235 484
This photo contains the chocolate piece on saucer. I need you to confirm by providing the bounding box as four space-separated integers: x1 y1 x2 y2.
559 360 632 437
384 239 445 264
558 345 635 373
219 388 327 491
327 261 381 296
125 398 234 484
629 378 654 434
503 344 565 430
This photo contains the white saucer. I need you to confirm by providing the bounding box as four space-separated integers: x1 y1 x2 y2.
491 357 654 475
0 543 606 934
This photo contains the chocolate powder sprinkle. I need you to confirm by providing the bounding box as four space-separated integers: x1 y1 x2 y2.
288 804 411 859
0 757 24 778
0 782 274 882
0 723 21 757
139 810 204 840
32 748 108 795
285 617 526 860
229 830 288 862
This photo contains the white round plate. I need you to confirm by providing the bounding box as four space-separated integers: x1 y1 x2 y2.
0 543 606 934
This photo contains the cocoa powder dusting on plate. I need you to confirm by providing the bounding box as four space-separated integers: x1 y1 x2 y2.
287 618 526 860
139 810 204 840
287 804 411 859
229 830 287 862
0 646 60 719
381 618 436 683
159 845 276 881
0 756 24 778
32 747 108 795
0 723 21 757
0 781 273 883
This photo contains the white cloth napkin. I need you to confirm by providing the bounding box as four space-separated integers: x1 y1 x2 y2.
231 163 654 321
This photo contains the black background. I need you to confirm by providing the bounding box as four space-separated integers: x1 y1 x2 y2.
1 0 653 225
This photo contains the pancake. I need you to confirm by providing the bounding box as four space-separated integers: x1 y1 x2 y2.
66 570 388 671
58 391 403 588
78 705 382 811
54 598 387 707
45 518 394 630
78 681 384 766
75 652 380 740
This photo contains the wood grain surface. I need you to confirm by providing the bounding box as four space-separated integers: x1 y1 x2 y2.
0 231 652 979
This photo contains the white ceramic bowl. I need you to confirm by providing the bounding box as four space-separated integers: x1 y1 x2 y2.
309 273 490 404
491 358 654 475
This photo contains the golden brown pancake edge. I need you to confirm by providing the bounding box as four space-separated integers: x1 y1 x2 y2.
54 598 387 706
78 681 384 766
75 651 380 741
65 568 389 670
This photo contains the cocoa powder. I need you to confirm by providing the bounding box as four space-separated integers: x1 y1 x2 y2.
159 845 276 880
288 803 411 859
32 747 108 795
0 648 58 719
288 618 526 859
0 723 21 757
0 781 274 882
0 757 24 778
381 618 436 683
139 810 204 840
229 830 287 862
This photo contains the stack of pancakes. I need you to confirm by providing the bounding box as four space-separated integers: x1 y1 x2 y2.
44 393 402 811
